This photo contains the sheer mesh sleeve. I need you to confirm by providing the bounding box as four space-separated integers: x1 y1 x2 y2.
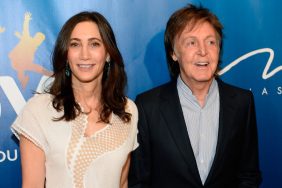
127 99 139 151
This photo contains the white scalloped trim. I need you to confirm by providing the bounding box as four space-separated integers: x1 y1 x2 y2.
11 124 45 152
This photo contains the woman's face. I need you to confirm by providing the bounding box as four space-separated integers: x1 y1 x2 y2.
67 21 109 86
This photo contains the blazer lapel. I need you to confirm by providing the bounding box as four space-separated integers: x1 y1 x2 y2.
205 79 237 184
159 82 202 183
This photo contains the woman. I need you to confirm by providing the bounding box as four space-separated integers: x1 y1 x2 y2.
12 11 138 188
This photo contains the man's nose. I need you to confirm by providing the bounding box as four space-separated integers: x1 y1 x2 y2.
197 43 207 56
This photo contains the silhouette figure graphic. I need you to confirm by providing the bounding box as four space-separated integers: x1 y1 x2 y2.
9 12 52 89
0 26 5 33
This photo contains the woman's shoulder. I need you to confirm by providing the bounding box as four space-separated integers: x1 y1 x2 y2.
125 97 137 114
24 93 53 112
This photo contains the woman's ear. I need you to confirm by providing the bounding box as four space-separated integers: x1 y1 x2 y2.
106 54 110 62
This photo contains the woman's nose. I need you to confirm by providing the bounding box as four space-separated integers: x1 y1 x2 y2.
80 46 90 60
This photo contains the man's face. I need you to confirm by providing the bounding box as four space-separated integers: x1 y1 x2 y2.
172 21 220 87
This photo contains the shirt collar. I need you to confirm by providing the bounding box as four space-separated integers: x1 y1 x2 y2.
177 76 218 107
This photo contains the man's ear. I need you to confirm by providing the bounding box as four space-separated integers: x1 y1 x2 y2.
172 51 178 61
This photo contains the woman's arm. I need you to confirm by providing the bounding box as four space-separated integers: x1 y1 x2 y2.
120 154 131 188
20 135 46 188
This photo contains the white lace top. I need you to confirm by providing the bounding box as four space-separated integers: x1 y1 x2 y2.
11 94 138 188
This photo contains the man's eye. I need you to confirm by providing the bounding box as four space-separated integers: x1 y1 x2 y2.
189 41 195 46
187 40 197 47
207 39 217 46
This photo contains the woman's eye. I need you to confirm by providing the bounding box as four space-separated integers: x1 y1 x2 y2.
69 42 79 47
90 42 100 47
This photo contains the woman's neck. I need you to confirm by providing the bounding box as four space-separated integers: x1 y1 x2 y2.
72 81 102 113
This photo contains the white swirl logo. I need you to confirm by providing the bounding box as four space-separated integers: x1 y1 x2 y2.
218 48 281 79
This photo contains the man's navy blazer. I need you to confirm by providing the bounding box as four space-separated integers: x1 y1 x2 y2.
129 79 261 188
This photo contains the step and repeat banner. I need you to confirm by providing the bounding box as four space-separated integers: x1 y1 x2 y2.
0 0 281 187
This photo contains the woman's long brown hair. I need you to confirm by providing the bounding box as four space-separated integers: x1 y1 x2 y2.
48 11 131 123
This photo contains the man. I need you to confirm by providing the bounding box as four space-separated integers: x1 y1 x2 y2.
129 4 261 188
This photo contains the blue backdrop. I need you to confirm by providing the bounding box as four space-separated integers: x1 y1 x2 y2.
0 0 281 187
